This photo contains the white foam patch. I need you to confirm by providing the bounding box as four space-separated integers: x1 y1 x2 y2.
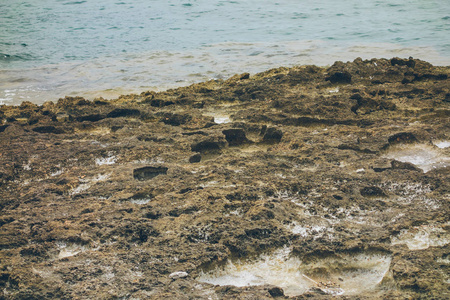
214 116 231 124
383 144 450 172
129 198 151 205
434 140 450 149
95 155 117 165
197 247 391 296
391 225 449 250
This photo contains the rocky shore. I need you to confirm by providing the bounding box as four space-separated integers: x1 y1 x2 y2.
0 58 449 299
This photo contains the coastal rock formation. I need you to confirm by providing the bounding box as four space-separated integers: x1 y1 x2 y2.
0 58 449 299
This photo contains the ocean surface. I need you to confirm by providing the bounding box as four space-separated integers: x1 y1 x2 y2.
1 0 449 105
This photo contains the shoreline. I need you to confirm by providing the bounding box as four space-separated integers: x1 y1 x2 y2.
2 41 450 106
1 57 449 299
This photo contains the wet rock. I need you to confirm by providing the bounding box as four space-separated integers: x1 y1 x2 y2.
133 166 168 180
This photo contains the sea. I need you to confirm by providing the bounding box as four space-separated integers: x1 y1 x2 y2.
1 0 449 105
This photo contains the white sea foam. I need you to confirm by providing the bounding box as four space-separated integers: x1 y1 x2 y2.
434 140 450 149
95 155 117 165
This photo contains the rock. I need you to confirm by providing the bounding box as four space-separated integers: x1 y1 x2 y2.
222 129 251 146
262 127 283 143
191 139 224 153
268 286 284 297
391 160 422 172
387 132 418 145
161 113 191 126
189 154 201 163
32 125 65 134
325 71 352 84
76 114 104 122
391 57 416 68
107 108 140 118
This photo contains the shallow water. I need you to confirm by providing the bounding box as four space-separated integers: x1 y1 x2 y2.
383 144 450 173
391 224 449 250
197 247 391 296
1 0 449 105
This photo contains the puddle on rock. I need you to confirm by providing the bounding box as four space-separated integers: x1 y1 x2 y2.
239 144 270 153
69 173 111 195
301 252 392 296
197 247 391 297
55 242 90 259
383 144 450 172
391 224 449 250
203 112 232 124
129 198 151 205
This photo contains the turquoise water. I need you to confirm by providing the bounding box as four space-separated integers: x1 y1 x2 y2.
1 0 449 105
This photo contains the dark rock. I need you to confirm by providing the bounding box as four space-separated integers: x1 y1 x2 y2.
0 125 8 133
107 108 141 118
444 93 450 103
32 125 65 134
161 113 191 126
222 129 251 146
268 286 284 297
189 154 201 163
360 186 387 197
263 127 283 143
387 132 418 145
391 57 416 68
76 114 104 122
133 166 168 180
147 99 175 107
326 71 352 84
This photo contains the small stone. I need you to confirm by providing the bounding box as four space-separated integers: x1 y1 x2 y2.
169 271 188 279
268 286 284 297
189 154 201 163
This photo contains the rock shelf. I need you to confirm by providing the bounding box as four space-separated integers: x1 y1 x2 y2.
0 58 449 299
